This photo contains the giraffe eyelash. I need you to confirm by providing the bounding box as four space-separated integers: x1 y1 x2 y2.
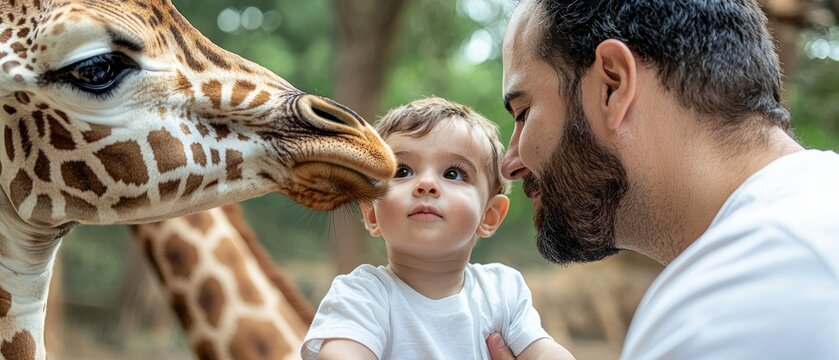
42 52 140 100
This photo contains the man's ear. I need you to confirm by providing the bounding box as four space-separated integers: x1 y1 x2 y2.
592 39 637 131
477 195 510 238
360 202 382 237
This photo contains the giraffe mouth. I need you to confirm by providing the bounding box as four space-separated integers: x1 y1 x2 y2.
288 162 388 211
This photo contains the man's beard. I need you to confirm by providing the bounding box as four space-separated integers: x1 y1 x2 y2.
525 95 629 264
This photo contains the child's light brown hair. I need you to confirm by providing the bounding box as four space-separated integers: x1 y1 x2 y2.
375 97 510 196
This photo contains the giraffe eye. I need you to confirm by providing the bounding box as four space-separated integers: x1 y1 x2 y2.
55 53 139 95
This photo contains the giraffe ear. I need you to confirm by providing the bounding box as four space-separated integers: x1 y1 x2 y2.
361 202 382 237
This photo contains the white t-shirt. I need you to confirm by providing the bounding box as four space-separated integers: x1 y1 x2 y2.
302 263 551 360
622 149 839 359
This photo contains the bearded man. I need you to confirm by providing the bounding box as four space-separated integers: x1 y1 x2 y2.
489 0 839 359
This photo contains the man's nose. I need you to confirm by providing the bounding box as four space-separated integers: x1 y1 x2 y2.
413 176 440 198
502 146 530 180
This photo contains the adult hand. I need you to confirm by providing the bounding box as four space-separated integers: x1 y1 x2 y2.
487 332 516 360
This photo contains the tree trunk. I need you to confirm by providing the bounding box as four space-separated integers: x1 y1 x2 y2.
330 0 408 274
829 0 839 21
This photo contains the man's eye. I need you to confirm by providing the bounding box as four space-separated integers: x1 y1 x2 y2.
443 168 465 181
515 108 530 123
395 165 413 178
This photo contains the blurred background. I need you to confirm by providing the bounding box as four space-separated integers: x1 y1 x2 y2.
47 0 838 359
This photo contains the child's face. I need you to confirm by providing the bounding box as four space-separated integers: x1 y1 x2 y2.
362 119 508 260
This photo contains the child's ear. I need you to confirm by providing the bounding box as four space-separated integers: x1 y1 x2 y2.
360 201 382 237
477 194 510 238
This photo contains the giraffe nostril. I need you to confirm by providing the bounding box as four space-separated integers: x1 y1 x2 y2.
299 95 366 132
312 107 349 126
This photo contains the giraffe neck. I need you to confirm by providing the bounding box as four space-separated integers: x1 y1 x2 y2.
0 260 53 360
133 206 308 360
0 185 69 360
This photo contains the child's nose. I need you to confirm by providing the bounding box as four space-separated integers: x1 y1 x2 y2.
413 178 440 198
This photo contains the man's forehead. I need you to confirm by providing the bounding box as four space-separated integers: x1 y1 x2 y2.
503 0 542 89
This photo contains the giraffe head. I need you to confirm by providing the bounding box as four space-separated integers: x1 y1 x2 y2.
0 0 396 234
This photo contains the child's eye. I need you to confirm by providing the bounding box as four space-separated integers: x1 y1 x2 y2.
395 165 413 178
443 167 467 181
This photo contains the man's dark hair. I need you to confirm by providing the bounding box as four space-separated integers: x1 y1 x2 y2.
533 0 790 132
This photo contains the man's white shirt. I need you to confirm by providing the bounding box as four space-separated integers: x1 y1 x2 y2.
622 149 839 359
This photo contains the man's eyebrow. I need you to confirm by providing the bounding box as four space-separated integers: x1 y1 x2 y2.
503 91 523 114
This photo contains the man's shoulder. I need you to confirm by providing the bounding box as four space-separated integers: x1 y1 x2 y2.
622 150 839 359
698 149 839 275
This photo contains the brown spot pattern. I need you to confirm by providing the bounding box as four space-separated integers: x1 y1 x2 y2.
214 237 262 305
225 149 243 181
184 174 203 197
203 179 219 190
174 72 194 99
171 293 194 332
169 25 204 71
196 123 209 137
31 195 53 225
61 161 106 196
0 287 11 317
5 126 15 161
210 149 220 165
184 211 213 234
196 41 230 70
62 191 97 222
210 123 230 141
148 129 187 173
158 179 180 202
141 235 166 283
0 29 12 43
248 90 271 109
198 278 224 328
191 143 206 166
201 80 222 110
9 170 32 209
95 141 149 185
82 124 111 143
195 339 218 360
163 234 198 278
31 111 45 138
230 80 255 107
14 92 29 105
16 121 30 158
112 193 151 214
229 319 289 360
35 151 50 182
1 331 35 360
47 115 75 150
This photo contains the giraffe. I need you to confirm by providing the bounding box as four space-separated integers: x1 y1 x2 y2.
0 0 397 359
131 203 314 360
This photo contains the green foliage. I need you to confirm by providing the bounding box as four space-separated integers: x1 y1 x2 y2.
60 225 130 302
787 56 839 151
